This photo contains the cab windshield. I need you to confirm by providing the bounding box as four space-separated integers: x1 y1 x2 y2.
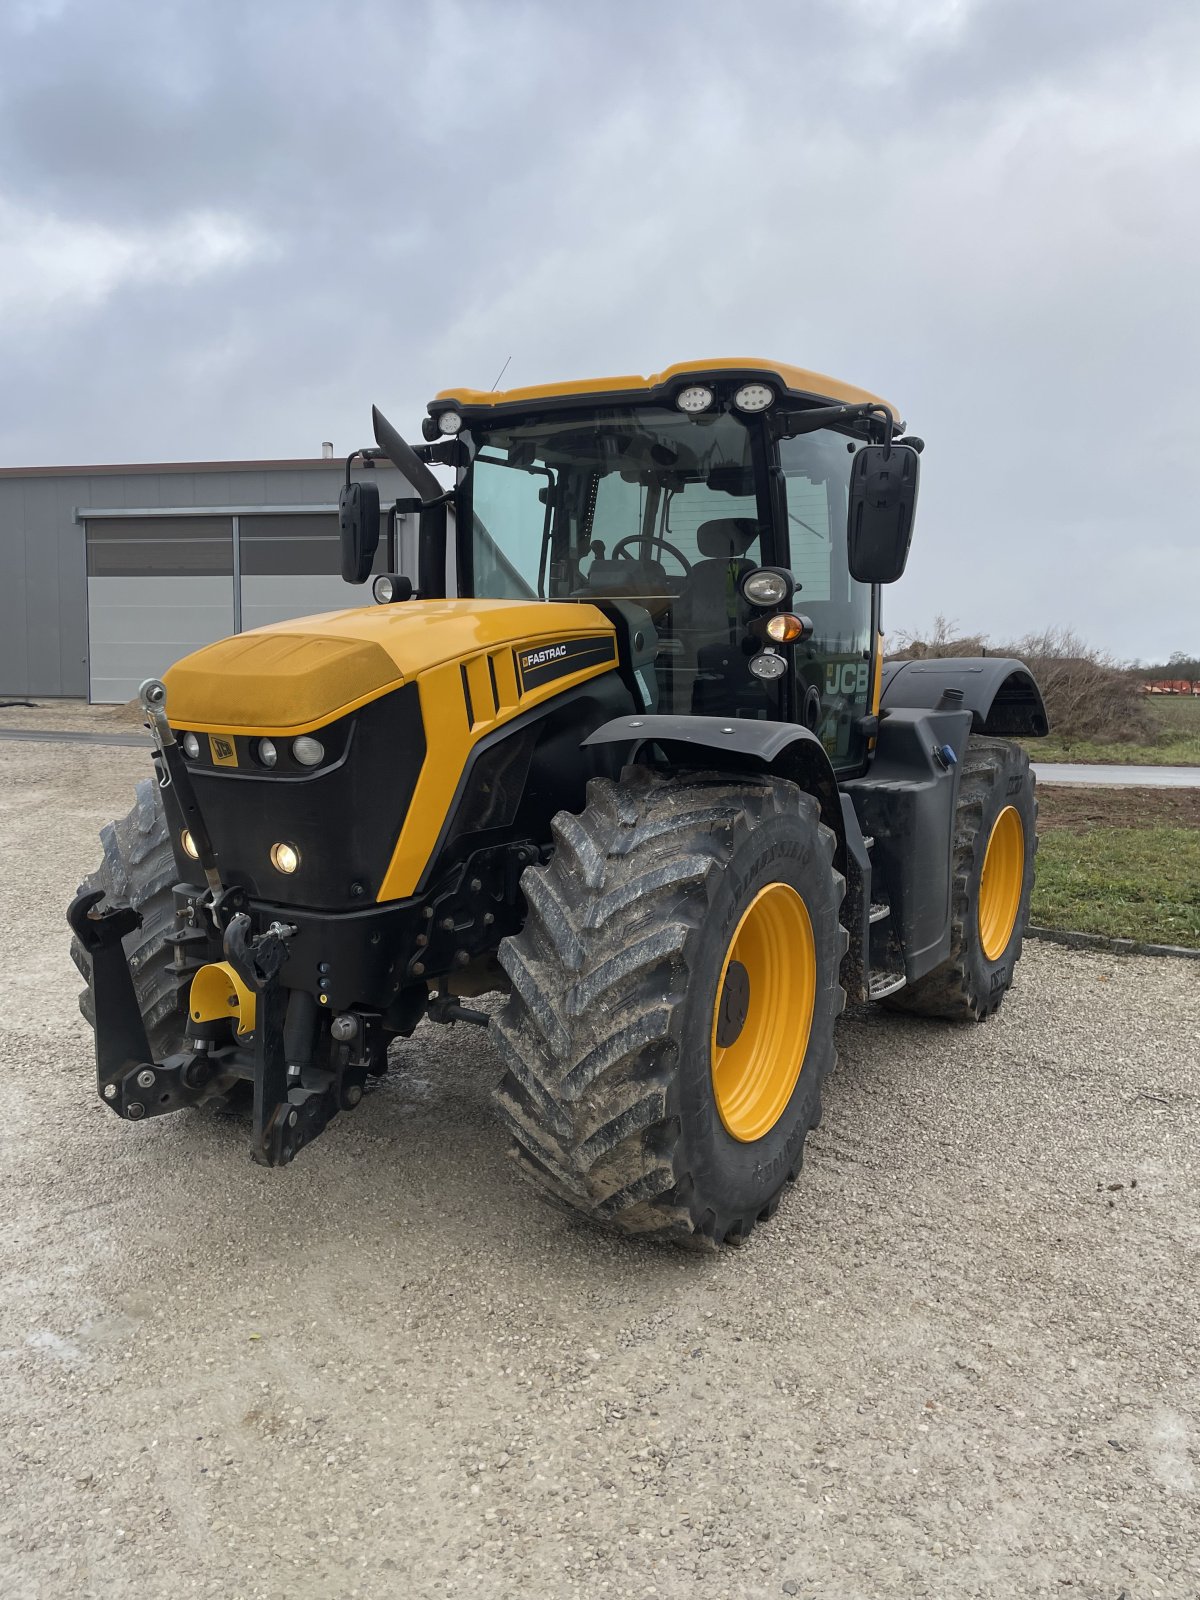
463 405 768 716
461 403 874 767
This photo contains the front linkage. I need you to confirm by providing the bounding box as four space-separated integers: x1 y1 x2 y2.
68 891 375 1167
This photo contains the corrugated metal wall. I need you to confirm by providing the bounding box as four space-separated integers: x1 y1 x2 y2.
0 462 406 699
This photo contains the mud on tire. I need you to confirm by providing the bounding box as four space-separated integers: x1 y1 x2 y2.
491 768 847 1249
71 777 186 1058
885 735 1037 1022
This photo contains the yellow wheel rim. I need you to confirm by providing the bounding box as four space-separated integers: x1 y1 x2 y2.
978 805 1025 961
711 882 816 1144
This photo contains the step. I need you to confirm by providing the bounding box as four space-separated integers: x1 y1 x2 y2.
868 902 890 924
868 971 907 1001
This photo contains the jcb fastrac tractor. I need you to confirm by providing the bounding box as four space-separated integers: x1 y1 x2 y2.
71 360 1047 1249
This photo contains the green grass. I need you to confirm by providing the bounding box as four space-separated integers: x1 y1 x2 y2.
1031 826 1200 947
1025 696 1200 765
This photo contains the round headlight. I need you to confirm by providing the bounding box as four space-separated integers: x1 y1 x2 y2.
438 410 463 435
676 385 714 414
372 574 395 604
733 382 774 413
181 829 199 859
270 841 300 875
292 736 325 767
741 569 791 607
748 651 787 682
256 738 278 769
181 731 200 760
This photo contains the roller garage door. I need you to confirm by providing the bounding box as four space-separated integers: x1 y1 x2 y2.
83 509 357 704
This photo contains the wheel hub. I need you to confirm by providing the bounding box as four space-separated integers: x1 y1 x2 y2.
715 960 750 1047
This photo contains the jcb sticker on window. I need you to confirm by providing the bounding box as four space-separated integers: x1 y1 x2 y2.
208 734 239 767
825 661 870 698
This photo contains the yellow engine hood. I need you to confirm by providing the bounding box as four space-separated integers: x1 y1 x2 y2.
163 598 613 734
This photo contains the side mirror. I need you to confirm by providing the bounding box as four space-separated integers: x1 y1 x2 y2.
847 443 920 584
338 480 380 584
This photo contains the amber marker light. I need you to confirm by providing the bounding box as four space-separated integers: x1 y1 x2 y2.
765 612 810 645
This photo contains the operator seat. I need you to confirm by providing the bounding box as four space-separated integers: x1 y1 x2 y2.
668 516 762 714
670 516 759 649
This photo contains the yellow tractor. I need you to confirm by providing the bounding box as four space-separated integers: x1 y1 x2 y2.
70 360 1047 1248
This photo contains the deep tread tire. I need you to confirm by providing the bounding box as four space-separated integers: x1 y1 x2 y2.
492 769 847 1249
70 778 186 1058
885 735 1037 1022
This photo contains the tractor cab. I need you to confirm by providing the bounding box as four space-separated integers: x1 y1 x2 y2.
353 360 920 776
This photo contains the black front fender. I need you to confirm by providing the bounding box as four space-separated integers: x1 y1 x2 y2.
580 713 846 866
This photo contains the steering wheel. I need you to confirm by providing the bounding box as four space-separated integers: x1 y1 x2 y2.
610 533 693 576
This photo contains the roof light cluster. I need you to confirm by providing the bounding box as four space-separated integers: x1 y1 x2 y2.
674 380 777 416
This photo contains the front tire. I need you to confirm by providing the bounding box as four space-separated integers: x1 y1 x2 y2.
70 778 186 1058
886 735 1037 1022
491 769 846 1249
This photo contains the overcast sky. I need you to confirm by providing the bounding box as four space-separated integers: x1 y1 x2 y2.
1 0 1197 661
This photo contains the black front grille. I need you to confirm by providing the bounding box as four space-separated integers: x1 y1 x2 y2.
183 685 426 910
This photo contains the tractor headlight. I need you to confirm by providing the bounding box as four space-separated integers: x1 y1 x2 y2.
676 385 714 414
181 829 199 859
437 409 463 435
748 650 787 682
270 841 301 875
255 738 278 769
181 732 200 759
292 736 325 767
741 568 791 607
733 382 774 413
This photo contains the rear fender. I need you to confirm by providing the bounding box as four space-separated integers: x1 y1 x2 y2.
881 657 1048 737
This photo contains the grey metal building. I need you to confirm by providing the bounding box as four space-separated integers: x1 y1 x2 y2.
0 457 408 703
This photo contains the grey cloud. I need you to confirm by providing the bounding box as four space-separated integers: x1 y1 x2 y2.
1 0 1197 658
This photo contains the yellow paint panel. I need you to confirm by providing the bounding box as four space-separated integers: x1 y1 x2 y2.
463 652 497 729
435 357 901 424
871 632 884 717
377 631 618 901
162 599 611 736
491 648 519 709
189 960 257 1034
168 631 403 734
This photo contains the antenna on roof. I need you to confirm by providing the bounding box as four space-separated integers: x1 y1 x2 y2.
491 355 512 391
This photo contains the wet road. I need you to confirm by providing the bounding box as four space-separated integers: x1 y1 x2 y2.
1033 763 1200 788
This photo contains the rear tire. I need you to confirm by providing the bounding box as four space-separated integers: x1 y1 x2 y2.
70 778 187 1058
491 769 846 1249
885 735 1037 1022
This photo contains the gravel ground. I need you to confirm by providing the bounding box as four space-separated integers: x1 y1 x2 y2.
0 698 145 735
2 742 1198 1600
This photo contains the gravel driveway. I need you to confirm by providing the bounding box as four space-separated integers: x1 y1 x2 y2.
2 743 1197 1600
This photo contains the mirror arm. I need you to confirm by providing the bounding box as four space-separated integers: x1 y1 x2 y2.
344 446 384 489
862 406 896 455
